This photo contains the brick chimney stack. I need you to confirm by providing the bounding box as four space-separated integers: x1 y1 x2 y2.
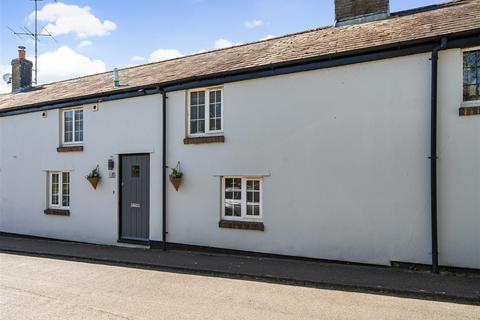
11 46 33 93
335 0 390 26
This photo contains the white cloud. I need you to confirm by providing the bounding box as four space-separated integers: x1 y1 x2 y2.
260 35 276 41
30 2 116 39
245 19 264 29
214 39 243 49
32 46 106 84
132 56 146 62
78 40 92 48
0 47 105 92
148 49 183 62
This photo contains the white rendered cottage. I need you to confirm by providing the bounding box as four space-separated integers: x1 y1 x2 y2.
0 0 479 271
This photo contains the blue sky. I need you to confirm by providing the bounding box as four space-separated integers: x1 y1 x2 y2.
0 0 441 91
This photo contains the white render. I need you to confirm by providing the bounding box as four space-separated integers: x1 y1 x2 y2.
0 48 478 269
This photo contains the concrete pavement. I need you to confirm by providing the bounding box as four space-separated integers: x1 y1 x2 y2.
0 234 479 304
1 253 479 320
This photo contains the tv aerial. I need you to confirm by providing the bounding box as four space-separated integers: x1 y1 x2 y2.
7 0 58 85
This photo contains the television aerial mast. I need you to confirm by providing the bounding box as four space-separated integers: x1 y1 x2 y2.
7 0 57 85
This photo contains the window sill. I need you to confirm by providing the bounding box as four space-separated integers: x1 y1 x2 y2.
219 220 264 231
184 136 225 145
57 145 84 152
44 209 70 216
461 100 480 108
459 106 480 117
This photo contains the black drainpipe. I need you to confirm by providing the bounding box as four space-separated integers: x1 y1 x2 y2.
161 90 168 251
430 38 447 274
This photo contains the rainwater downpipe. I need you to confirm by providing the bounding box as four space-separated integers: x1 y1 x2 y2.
161 89 168 251
430 38 447 274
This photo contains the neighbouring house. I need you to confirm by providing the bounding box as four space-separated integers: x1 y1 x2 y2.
0 0 479 271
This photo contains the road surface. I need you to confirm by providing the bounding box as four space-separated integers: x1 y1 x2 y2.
0 253 478 319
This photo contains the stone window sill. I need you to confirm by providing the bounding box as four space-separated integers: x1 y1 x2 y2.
57 145 84 152
459 106 480 117
219 220 264 231
44 209 70 216
184 136 225 145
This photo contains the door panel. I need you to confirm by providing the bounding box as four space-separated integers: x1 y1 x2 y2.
120 154 150 241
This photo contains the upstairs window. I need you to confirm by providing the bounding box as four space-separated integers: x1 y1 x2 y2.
464 50 480 102
188 88 223 136
222 177 262 221
49 171 70 209
63 108 83 144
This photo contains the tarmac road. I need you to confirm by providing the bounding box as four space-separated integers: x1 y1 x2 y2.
0 253 478 320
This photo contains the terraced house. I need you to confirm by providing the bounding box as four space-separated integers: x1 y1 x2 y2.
0 0 479 271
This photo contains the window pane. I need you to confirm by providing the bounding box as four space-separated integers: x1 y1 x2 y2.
62 172 70 207
190 92 198 105
208 89 222 131
74 110 83 142
225 203 233 216
191 106 198 119
464 51 480 101
233 204 241 217
198 120 205 133
224 177 242 218
190 91 206 134
64 111 73 143
246 179 261 217
51 173 59 205
131 165 140 177
190 121 198 134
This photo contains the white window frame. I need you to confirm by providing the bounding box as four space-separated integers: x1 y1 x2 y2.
221 176 263 221
62 107 84 145
462 46 480 106
49 171 70 209
187 87 223 137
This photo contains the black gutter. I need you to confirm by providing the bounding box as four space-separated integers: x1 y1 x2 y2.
0 86 162 117
1 30 479 118
430 38 448 274
161 90 168 251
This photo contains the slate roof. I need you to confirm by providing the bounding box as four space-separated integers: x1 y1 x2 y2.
0 0 479 112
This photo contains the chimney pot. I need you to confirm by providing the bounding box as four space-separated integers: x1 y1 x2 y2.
18 46 26 59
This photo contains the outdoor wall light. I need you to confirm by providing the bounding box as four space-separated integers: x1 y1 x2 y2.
108 158 114 170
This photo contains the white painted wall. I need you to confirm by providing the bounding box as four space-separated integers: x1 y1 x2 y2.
166 53 433 266
0 95 163 245
0 48 477 268
437 49 480 269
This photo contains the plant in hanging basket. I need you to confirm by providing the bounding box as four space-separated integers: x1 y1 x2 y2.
86 165 101 189
169 163 183 191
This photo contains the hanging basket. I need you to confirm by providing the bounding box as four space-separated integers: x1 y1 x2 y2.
170 177 182 191
87 176 100 190
169 161 183 192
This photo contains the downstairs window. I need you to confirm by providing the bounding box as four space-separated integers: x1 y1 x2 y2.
49 171 70 209
222 177 262 221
